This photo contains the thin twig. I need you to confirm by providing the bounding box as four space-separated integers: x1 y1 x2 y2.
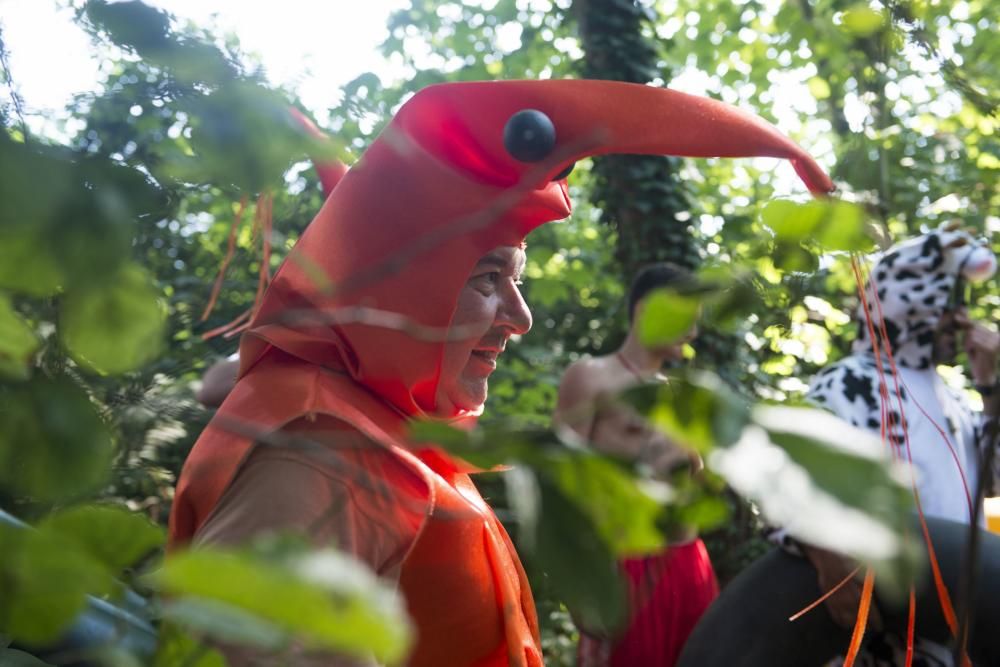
0 26 30 139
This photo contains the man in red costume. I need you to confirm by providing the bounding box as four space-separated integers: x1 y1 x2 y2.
169 80 833 666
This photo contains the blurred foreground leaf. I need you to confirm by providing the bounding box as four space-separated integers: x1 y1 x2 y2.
546 455 665 557
623 370 749 454
60 263 166 375
709 405 918 597
842 5 886 36
39 505 165 574
0 378 114 501
762 199 874 272
0 525 113 646
0 648 56 666
151 546 412 663
532 477 627 635
151 624 227 667
160 599 287 651
0 295 39 379
636 289 700 348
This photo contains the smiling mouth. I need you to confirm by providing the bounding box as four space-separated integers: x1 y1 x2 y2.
472 349 499 362
470 349 500 369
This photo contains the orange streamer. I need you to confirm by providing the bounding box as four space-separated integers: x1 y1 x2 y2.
201 196 249 322
905 587 916 667
842 568 876 667
852 256 972 667
788 565 862 622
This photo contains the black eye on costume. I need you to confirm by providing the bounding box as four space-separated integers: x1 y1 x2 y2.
503 109 556 163
502 109 576 182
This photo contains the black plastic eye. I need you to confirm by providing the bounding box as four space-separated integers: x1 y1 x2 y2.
503 109 556 163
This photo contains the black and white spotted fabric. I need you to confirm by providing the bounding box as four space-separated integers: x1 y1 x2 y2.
805 226 996 667
808 226 997 523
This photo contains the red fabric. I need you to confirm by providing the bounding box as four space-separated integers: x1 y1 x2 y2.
578 539 719 667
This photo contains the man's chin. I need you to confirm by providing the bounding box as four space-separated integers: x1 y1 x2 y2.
437 382 488 416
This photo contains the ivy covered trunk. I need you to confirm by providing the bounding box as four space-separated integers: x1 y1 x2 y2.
574 0 768 586
574 0 698 275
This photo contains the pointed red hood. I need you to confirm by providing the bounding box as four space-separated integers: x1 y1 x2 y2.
241 80 833 419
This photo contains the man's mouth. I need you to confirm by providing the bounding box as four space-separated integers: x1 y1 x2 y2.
471 349 499 362
469 347 502 370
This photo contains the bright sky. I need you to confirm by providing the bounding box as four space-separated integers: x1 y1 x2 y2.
0 0 848 197
0 0 408 133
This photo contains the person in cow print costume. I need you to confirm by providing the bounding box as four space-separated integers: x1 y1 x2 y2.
805 223 999 666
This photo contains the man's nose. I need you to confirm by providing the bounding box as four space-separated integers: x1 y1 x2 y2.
498 283 532 335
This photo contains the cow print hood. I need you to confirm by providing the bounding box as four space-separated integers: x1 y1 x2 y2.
851 224 996 369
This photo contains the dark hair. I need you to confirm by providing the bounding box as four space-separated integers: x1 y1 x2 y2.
627 262 693 323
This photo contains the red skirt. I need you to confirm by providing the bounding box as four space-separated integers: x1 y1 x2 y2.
578 539 718 667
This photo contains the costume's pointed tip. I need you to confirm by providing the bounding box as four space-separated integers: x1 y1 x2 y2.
288 106 349 197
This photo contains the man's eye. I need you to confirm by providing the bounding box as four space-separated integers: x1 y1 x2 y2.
481 272 501 284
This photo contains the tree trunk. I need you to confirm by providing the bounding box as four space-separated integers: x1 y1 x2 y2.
574 0 698 276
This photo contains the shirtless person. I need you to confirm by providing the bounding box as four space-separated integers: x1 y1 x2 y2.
555 263 718 667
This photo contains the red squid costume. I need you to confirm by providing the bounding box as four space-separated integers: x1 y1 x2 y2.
169 80 833 666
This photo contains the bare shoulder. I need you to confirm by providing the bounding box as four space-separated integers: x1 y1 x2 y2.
558 355 622 407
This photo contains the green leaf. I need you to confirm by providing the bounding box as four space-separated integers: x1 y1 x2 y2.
409 420 545 469
0 648 56 666
0 230 64 297
636 289 700 348
151 624 227 667
772 241 820 273
0 525 113 646
545 454 666 557
151 546 412 663
60 263 166 375
168 83 318 192
0 295 39 379
623 371 750 454
762 199 873 253
761 199 825 242
0 378 114 501
530 477 627 635
842 6 886 36
815 199 871 252
709 406 917 597
160 598 288 650
807 77 832 100
38 505 165 574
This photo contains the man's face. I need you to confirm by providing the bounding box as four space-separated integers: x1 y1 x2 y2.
435 246 532 415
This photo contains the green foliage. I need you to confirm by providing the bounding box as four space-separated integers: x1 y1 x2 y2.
152 542 413 663
0 295 38 379
150 624 227 667
0 379 114 502
0 503 164 647
636 290 699 348
0 524 113 645
532 475 627 634
61 264 166 375
841 5 887 37
38 505 165 573
624 371 749 455
0 648 57 667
